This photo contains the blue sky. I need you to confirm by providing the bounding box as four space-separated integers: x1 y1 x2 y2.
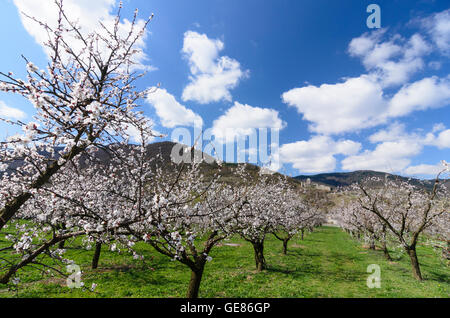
0 0 449 178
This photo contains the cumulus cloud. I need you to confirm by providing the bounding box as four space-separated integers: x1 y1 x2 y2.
342 123 420 173
425 128 450 149
388 76 450 117
211 102 285 142
282 9 450 136
12 0 151 69
280 136 361 173
146 88 203 128
282 75 388 135
341 140 422 173
404 163 446 176
281 73 450 136
342 122 450 173
349 30 400 68
348 30 431 87
0 101 26 120
181 31 248 104
422 9 450 56
432 122 446 133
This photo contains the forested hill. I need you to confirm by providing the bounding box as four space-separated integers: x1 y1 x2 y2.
2 140 447 191
294 170 449 191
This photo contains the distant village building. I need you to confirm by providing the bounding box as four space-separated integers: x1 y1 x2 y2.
315 184 331 191
300 178 311 187
299 178 331 192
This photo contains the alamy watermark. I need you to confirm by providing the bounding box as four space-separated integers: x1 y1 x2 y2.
366 264 381 288
366 4 381 29
66 264 83 289
169 122 281 174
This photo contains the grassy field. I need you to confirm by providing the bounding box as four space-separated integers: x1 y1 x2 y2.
0 226 448 298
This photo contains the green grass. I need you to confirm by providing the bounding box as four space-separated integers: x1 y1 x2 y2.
0 226 448 298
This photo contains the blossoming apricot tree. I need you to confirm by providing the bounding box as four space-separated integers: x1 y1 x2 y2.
0 0 155 231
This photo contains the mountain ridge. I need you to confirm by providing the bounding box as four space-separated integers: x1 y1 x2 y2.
2 141 447 191
294 170 449 191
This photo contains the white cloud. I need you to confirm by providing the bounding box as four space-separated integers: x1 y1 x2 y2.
283 12 450 137
341 140 422 173
431 122 446 133
342 122 450 173
0 101 26 120
146 88 203 128
13 0 151 69
349 31 431 87
281 74 450 136
211 102 285 142
422 9 450 55
428 61 442 70
282 75 388 135
343 123 422 172
182 31 223 74
280 136 361 173
435 129 450 148
181 31 248 104
347 29 385 57
404 163 445 176
388 76 450 117
426 129 450 149
368 122 407 143
371 121 450 150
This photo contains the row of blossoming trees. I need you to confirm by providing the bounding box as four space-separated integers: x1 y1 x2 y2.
0 136 324 297
331 166 449 281
0 1 325 298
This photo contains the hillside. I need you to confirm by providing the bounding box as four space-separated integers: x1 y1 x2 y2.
135 142 449 191
2 141 447 191
139 141 302 187
294 170 449 191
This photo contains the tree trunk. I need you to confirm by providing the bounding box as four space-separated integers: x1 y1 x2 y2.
406 247 423 281
282 239 289 255
252 242 267 271
382 240 392 261
0 265 18 284
58 240 65 249
91 242 102 269
301 229 304 241
369 238 376 250
444 241 450 260
186 265 205 298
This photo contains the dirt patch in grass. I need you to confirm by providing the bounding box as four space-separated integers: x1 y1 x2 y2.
93 264 138 273
218 243 242 247
37 277 67 287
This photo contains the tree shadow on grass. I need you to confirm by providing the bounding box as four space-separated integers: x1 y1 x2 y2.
265 266 298 275
288 249 322 258
100 266 182 287
326 251 366 263
423 271 450 284
266 250 367 284
302 239 325 243
265 263 365 283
